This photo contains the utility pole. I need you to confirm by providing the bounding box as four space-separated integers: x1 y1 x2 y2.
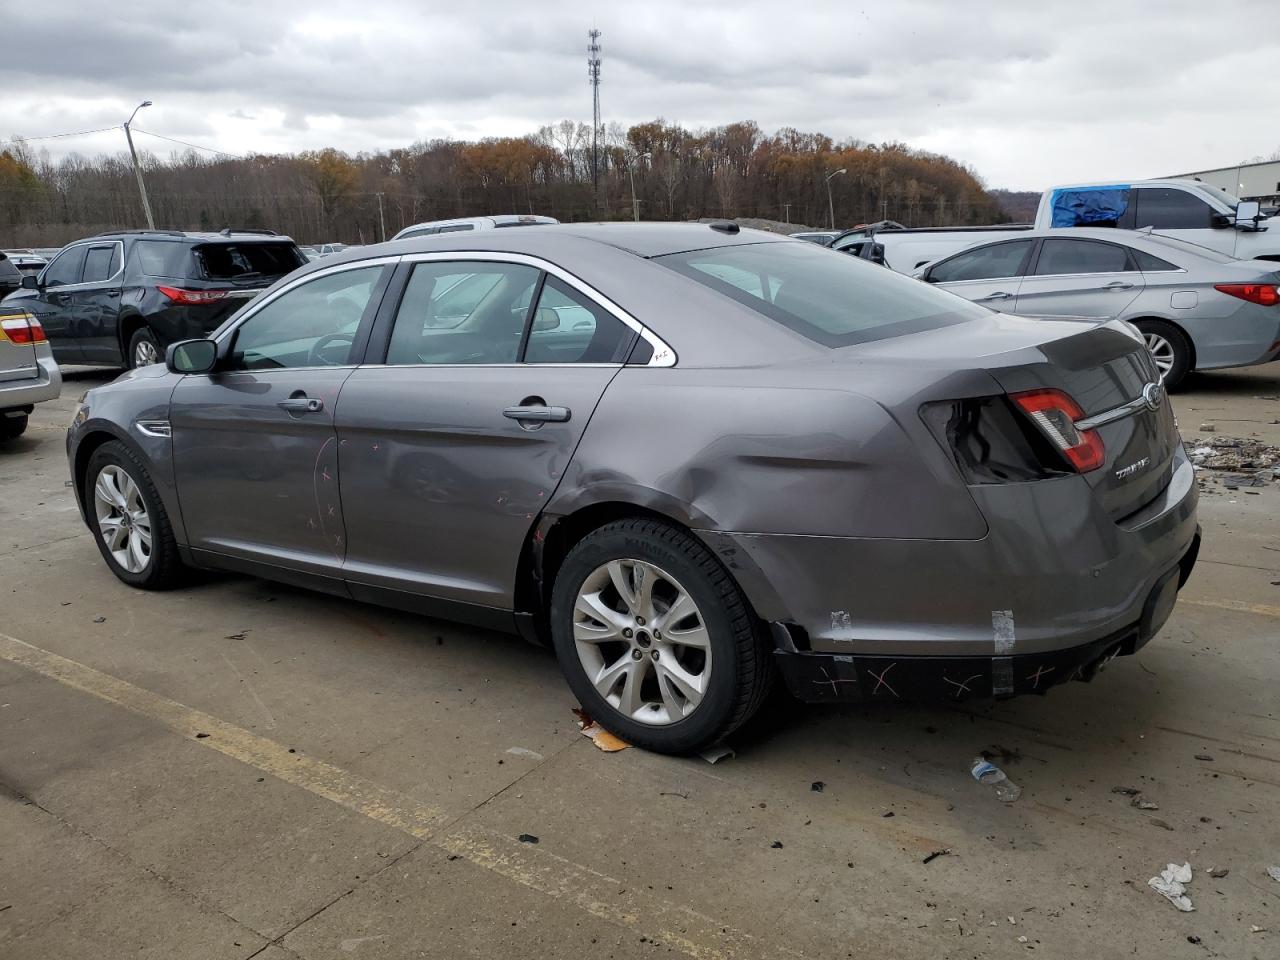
882 198 888 221
825 168 847 231
376 192 386 241
629 152 649 221
783 202 791 224
123 100 155 230
588 29 602 200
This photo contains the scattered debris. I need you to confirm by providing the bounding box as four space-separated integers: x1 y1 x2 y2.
882 811 895 818
1131 796 1160 811
505 747 544 761
1207 866 1229 879
1198 422 1216 432
1187 935 1201 945
811 781 825 793
971 757 1021 802
1186 435 1280 478
1150 818 1176 831
1250 925 1267 934
699 743 735 764
517 834 539 844
194 732 209 739
224 631 249 641
1266 865 1280 883
1112 786 1142 796
573 709 630 753
658 791 689 800
1195 754 1214 762
1148 862 1195 911
770 840 784 849
981 744 1022 765
1017 935 1028 944
922 849 951 864
92 616 105 623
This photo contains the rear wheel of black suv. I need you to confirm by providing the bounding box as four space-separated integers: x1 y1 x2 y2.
128 327 162 369
550 518 774 755
0 413 28 440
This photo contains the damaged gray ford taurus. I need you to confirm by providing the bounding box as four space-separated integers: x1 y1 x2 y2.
67 222 1200 754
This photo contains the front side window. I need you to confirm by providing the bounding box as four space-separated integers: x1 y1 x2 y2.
1033 239 1131 276
43 246 87 287
82 244 121 283
385 261 539 365
1134 188 1213 230
525 276 634 363
928 240 1033 283
659 240 988 348
230 265 383 370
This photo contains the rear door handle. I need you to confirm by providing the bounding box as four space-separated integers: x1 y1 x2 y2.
977 291 1013 302
1104 281 1135 290
503 405 571 423
278 396 324 413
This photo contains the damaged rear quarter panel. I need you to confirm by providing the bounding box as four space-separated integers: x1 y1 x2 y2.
550 365 989 541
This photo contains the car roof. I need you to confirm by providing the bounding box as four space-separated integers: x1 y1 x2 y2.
378 221 791 260
87 230 297 244
1046 178 1206 192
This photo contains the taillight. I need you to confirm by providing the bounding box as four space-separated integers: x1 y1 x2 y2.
1010 389 1106 473
157 285 230 305
0 313 47 344
1214 282 1280 306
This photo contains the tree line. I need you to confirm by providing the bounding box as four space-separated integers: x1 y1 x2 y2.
0 119 1007 247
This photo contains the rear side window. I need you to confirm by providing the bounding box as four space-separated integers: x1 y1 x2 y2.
1132 249 1179 272
43 246 87 287
1034 239 1131 275
133 240 190 278
194 243 304 281
658 241 988 348
82 244 121 283
437 224 474 233
524 276 634 363
1133 188 1213 230
928 240 1033 283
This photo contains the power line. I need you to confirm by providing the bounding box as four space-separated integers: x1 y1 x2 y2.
2 125 122 145
130 128 244 160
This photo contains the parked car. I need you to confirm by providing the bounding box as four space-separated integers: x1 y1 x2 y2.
788 231 839 246
916 228 1280 388
834 178 1280 274
9 254 49 277
1 229 307 369
67 223 1199 754
0 308 61 440
391 215 559 241
0 252 23 297
317 243 348 256
298 245 322 261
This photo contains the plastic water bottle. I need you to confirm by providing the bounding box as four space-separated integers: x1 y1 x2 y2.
971 758 1021 802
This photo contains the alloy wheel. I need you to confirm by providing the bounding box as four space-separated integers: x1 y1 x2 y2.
94 465 152 573
573 558 712 726
134 339 159 367
1143 332 1175 379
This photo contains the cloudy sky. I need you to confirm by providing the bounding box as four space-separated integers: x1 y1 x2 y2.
6 0 1278 190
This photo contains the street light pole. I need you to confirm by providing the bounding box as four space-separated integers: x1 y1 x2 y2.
825 167 847 231
123 100 155 230
629 152 650 222
376 192 387 241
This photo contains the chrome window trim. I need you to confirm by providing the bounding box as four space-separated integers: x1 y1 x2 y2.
935 275 1023 286
398 250 677 367
39 240 125 290
1022 270 1143 281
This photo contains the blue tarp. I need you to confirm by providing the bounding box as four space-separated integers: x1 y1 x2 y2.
1050 186 1130 228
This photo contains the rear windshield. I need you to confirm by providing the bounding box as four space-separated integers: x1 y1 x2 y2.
656 241 988 347
194 242 304 281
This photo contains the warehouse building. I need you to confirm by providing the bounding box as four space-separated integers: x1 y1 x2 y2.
1169 159 1280 207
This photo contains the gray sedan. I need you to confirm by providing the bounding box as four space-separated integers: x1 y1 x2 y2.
66 224 1199 754
917 227 1280 388
0 307 61 440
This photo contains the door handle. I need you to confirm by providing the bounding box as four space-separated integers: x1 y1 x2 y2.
278 396 324 413
503 405 571 423
977 291 1013 302
1104 281 1134 290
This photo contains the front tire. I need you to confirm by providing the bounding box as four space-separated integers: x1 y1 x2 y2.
128 327 161 369
550 518 773 754
0 413 28 440
86 441 184 589
1135 319 1192 390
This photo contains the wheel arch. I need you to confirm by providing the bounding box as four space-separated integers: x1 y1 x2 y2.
117 310 148 364
1130 315 1197 371
72 428 129 520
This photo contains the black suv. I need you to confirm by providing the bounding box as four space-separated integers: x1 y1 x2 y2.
1 230 307 368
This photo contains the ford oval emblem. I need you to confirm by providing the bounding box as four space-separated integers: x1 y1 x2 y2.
1142 381 1164 412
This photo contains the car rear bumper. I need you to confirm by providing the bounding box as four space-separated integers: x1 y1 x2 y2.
698 444 1199 695
0 354 60 410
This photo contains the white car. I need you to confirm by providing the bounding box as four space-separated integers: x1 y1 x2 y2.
391 215 558 241
0 309 60 440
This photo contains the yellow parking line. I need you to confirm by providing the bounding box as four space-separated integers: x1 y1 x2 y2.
0 633 800 960
1182 598 1280 619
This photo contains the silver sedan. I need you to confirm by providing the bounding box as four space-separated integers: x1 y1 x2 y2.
917 227 1280 388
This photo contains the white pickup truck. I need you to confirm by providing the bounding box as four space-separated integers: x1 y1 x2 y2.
833 178 1280 272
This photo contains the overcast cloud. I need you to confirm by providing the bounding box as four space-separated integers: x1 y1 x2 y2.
5 0 1278 190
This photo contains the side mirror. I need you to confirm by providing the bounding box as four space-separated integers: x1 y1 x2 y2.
1235 200 1261 229
531 306 560 332
21 275 38 290
860 241 887 266
165 339 217 374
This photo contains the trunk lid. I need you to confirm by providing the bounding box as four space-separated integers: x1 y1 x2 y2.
0 309 39 383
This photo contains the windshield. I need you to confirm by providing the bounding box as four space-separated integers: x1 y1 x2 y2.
1191 183 1242 211
1140 233 1237 264
656 241 988 348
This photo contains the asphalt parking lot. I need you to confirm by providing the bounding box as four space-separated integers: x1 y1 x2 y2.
2 366 1278 959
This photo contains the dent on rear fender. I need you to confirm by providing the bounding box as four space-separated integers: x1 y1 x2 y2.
560 372 988 540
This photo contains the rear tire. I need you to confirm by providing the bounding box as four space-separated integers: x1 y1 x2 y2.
128 327 161 369
1134 319 1192 390
0 413 28 440
550 518 773 755
86 441 185 589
